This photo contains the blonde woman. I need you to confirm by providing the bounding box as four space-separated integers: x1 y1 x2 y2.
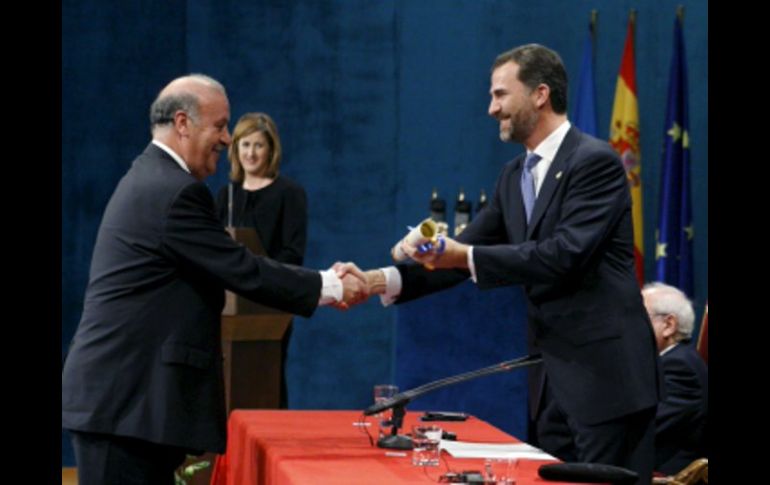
216 112 307 265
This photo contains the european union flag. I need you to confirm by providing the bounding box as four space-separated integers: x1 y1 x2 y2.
655 15 693 297
573 19 597 136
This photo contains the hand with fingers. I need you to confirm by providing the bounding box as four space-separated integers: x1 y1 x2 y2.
331 261 370 310
401 234 470 270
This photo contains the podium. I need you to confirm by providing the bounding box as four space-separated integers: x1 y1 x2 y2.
183 226 293 485
221 227 290 412
222 312 291 410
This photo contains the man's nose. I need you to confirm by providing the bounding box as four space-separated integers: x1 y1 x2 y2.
488 99 499 117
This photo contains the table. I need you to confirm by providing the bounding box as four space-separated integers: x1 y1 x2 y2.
210 410 585 485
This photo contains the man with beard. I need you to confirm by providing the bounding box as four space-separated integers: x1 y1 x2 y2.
357 44 660 485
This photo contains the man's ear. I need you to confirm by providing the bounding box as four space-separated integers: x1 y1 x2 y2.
662 314 678 338
533 83 550 109
173 110 191 137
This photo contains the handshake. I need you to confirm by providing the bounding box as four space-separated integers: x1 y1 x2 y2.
327 262 384 311
328 221 471 310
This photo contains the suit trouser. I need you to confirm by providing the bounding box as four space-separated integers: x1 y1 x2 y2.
536 383 656 485
70 430 188 485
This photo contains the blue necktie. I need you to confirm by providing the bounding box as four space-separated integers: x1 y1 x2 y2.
520 153 542 223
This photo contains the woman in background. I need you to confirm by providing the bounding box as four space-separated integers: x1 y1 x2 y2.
216 112 308 408
217 112 307 265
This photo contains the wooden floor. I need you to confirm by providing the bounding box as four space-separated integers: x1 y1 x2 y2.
62 467 77 485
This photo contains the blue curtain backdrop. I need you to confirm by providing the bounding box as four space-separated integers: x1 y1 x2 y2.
62 0 708 466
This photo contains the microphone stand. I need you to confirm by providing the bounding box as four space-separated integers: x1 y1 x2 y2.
377 404 411 450
365 354 543 450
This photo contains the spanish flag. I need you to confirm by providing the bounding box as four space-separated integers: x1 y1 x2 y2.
609 12 644 286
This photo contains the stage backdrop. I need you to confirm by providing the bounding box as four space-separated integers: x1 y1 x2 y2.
62 0 708 466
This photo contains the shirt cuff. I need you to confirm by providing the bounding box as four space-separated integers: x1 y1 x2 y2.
318 269 343 305
467 246 478 283
379 266 402 307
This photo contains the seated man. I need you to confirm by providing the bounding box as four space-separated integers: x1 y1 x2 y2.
642 283 708 475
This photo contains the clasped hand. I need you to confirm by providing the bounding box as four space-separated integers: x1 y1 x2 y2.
331 262 370 310
328 234 469 311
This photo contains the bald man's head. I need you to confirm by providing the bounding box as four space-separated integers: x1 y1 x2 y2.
150 74 227 132
149 74 231 180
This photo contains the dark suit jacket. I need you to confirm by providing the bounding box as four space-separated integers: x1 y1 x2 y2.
396 126 659 425
62 144 321 453
655 342 708 474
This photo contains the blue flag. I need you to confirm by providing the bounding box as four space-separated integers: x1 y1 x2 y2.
573 21 597 136
655 16 693 297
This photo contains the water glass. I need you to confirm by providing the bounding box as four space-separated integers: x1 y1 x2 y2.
411 425 442 466
484 458 518 484
373 384 399 436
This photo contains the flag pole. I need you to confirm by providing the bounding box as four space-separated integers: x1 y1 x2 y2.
573 9 599 137
610 8 643 286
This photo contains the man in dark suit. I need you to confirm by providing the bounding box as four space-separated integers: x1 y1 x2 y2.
642 282 708 475
360 44 659 484
61 74 368 484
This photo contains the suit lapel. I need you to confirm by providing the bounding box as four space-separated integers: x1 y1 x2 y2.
526 127 581 239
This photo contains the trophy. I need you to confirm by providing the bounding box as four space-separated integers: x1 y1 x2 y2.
429 188 446 222
453 188 472 236
477 189 488 214
429 188 449 237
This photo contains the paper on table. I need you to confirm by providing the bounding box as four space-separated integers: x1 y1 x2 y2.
440 440 558 461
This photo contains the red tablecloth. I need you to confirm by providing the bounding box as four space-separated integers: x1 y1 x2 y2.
210 410 588 485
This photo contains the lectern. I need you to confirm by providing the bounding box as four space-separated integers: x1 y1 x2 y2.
221 227 290 411
183 227 292 485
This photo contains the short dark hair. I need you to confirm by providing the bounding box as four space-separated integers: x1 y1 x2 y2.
492 44 568 114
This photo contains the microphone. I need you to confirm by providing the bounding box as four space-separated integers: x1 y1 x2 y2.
364 354 542 417
538 463 639 484
364 354 542 450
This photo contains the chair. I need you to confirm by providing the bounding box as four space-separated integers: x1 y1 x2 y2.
652 458 708 485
